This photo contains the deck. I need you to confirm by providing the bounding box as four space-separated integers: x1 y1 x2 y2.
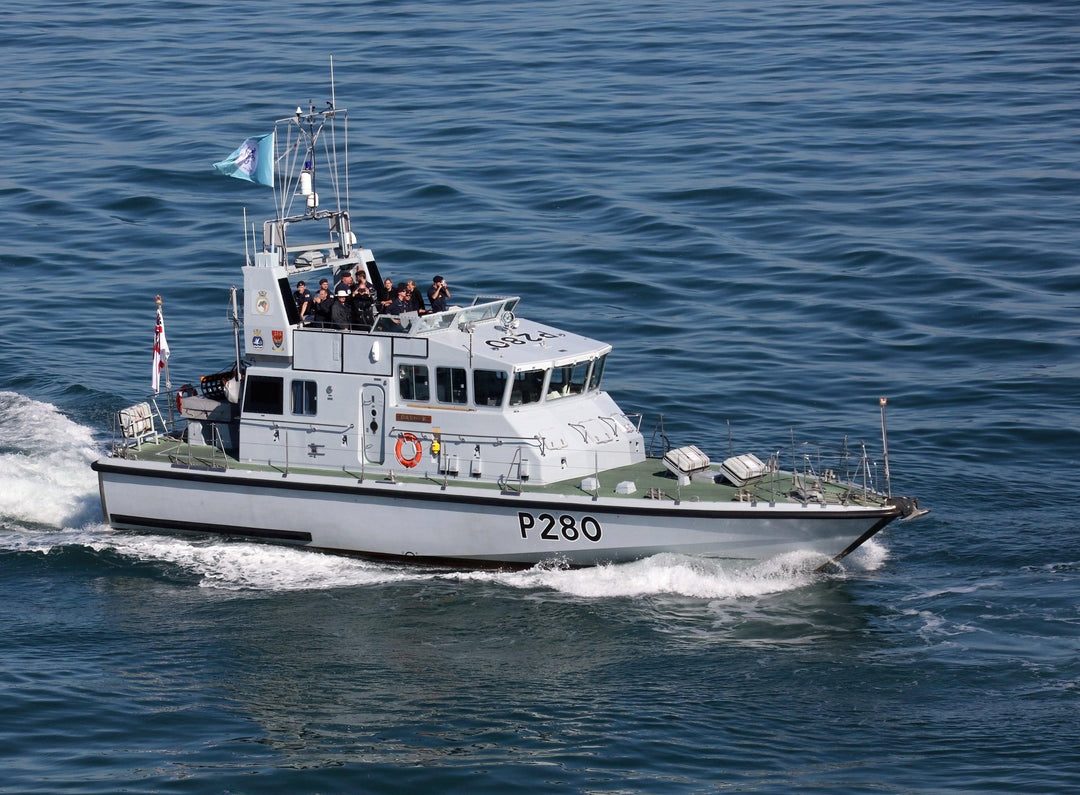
109 434 891 510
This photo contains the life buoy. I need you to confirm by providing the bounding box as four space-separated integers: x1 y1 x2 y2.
175 384 197 414
395 432 423 468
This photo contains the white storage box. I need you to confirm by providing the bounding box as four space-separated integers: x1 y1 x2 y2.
720 453 768 487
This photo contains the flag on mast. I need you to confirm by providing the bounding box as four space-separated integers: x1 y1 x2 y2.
152 304 170 394
212 131 275 187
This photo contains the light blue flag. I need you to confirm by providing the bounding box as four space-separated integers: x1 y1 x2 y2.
212 131 275 187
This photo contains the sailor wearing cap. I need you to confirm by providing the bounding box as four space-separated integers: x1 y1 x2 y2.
293 280 313 324
387 283 413 316
334 271 355 296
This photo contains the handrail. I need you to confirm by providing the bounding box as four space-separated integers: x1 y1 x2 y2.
388 426 543 448
498 448 525 494
244 417 356 433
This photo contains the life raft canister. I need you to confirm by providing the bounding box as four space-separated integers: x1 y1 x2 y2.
175 384 198 414
395 432 423 468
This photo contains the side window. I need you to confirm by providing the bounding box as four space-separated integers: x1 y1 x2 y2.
473 369 508 407
398 364 430 402
243 376 284 415
291 380 318 415
548 361 590 400
588 354 607 391
436 367 468 404
509 369 546 406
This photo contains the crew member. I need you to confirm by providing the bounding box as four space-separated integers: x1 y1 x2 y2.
293 280 313 323
311 279 333 327
330 289 352 330
428 275 451 313
387 283 412 316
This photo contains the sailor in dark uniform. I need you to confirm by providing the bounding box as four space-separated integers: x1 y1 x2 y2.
387 283 412 316
428 275 451 313
353 271 376 327
311 279 333 327
292 280 313 324
334 271 355 296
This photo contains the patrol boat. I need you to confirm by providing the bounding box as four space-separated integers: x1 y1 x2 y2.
91 99 927 569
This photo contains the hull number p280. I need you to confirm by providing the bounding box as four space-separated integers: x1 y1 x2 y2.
486 331 560 350
518 512 602 542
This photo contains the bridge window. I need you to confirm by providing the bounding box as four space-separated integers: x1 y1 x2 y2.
291 379 318 415
243 375 284 415
436 367 468 404
588 354 607 391
547 360 590 400
398 364 430 402
474 369 508 407
509 369 546 406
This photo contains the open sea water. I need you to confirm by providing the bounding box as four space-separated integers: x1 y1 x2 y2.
2 1 1079 791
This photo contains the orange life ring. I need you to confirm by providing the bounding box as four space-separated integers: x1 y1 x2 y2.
395 432 423 468
175 384 197 414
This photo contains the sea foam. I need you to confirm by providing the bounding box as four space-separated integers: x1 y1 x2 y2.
0 392 100 529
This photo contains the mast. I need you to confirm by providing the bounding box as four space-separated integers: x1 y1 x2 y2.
259 96 351 267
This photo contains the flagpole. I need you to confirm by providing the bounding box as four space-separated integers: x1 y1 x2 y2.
230 285 242 384
157 295 175 427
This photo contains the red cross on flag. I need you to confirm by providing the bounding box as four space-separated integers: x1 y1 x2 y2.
152 306 170 394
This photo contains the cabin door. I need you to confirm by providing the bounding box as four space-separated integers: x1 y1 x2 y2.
361 384 386 464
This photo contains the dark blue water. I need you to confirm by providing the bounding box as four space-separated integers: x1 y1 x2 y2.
2 1 1079 791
